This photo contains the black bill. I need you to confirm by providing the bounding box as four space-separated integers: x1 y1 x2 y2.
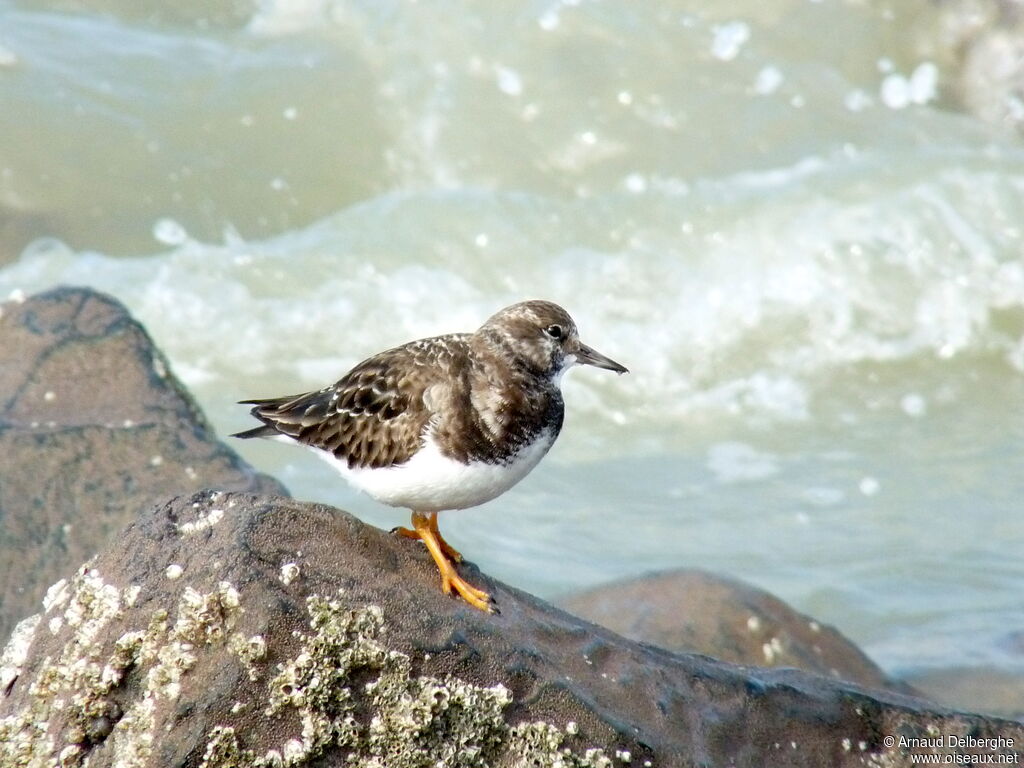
576 342 628 374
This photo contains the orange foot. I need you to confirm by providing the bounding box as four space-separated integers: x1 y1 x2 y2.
395 511 494 613
392 512 463 562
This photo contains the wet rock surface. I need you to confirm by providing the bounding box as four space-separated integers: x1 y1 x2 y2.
558 569 913 696
0 287 286 642
2 491 1023 768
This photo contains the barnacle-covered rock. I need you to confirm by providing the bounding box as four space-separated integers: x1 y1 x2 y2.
3 492 1022 767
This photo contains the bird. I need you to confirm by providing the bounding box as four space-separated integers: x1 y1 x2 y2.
232 300 628 612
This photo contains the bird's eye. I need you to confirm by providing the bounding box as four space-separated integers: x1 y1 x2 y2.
544 324 564 340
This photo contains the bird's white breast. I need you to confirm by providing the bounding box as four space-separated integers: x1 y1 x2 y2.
301 428 557 512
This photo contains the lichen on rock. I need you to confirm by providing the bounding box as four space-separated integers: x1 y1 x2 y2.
200 726 250 768
0 564 141 767
199 591 609 768
0 568 253 768
254 593 516 768
0 614 40 696
2 575 608 768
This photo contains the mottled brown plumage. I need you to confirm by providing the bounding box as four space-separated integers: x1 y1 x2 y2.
233 300 628 612
236 300 621 470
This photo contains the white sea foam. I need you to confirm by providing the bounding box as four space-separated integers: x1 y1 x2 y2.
4 152 1024 443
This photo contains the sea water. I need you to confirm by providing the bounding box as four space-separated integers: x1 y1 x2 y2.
1 0 1022 714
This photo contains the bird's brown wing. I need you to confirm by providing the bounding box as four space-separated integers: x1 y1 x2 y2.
240 340 461 469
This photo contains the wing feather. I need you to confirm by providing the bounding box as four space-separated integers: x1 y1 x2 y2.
240 339 466 469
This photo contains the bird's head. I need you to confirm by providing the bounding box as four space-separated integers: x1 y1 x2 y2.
478 300 628 381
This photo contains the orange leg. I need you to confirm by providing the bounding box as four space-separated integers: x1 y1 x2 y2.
392 512 463 562
402 511 493 612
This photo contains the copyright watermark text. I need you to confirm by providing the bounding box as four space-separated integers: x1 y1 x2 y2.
881 734 1020 764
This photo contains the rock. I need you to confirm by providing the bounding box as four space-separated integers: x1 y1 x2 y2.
915 0 1024 132
904 666 1024 721
2 492 1022 768
0 287 286 642
558 569 912 695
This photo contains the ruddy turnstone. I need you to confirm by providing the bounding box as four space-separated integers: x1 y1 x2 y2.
233 300 627 612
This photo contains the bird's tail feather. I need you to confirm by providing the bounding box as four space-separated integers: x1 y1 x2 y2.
230 424 279 440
